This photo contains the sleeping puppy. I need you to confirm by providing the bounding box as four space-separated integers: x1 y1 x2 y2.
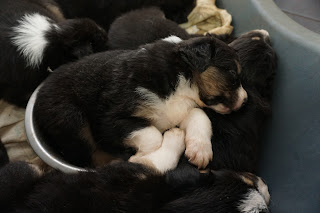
204 29 277 173
0 0 108 107
54 0 195 30
0 152 270 212
107 7 233 50
108 7 191 50
173 30 277 174
107 8 277 173
34 36 248 172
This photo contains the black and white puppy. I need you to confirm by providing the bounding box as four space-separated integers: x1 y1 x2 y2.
107 8 277 173
0 0 108 107
0 146 270 213
0 31 274 213
34 35 248 171
54 0 195 30
205 29 277 173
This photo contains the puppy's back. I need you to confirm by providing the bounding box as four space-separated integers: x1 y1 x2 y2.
108 7 190 50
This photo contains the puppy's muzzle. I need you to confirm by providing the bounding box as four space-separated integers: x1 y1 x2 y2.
232 86 248 111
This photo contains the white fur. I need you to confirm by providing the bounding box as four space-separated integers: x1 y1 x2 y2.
126 126 163 154
208 85 248 113
129 128 185 173
251 37 261 40
209 103 231 114
180 108 213 168
238 190 268 213
11 13 57 68
257 177 270 205
162 35 182 44
252 29 269 38
135 75 202 132
233 85 248 110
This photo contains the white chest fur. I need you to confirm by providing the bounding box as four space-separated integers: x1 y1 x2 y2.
134 76 201 132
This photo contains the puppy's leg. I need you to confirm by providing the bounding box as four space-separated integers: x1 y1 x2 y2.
129 128 185 174
180 108 213 169
0 162 42 211
35 97 94 167
125 126 163 155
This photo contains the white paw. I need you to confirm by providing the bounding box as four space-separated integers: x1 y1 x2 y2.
129 128 186 173
185 137 213 169
162 128 185 154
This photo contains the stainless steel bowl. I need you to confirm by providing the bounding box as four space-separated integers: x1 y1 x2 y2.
25 84 89 173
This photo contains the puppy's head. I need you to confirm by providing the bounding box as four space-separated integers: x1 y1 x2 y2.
46 18 108 68
210 170 270 213
59 18 108 56
178 37 248 114
229 29 277 98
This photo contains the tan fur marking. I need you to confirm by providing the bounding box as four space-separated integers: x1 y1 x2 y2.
252 36 261 40
80 126 96 150
240 175 255 186
196 66 225 97
46 4 65 22
235 60 241 74
92 150 120 167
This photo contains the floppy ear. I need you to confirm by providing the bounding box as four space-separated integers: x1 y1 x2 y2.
178 42 212 73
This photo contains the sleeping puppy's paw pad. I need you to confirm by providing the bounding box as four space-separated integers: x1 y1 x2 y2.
185 138 213 169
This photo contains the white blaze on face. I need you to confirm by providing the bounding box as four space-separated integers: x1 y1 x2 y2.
162 35 183 44
209 103 231 114
11 13 59 68
233 85 248 111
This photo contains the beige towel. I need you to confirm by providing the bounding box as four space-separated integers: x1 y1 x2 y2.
0 100 48 170
180 0 233 35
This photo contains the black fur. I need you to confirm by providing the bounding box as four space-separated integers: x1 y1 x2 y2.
0 142 8 168
0 0 108 107
108 7 191 50
108 9 277 172
34 36 240 168
54 0 195 31
0 30 275 212
0 160 267 213
174 32 277 173
205 31 277 172
107 7 234 51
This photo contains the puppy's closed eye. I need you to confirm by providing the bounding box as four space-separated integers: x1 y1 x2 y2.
203 96 224 106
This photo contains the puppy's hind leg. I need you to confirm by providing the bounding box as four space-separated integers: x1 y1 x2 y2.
129 128 185 174
0 162 42 211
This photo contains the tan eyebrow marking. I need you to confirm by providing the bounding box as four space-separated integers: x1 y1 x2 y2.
235 60 241 74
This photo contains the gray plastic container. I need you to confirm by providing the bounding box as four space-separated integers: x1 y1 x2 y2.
216 0 320 212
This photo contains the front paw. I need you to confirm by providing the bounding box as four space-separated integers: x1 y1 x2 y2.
185 138 213 169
